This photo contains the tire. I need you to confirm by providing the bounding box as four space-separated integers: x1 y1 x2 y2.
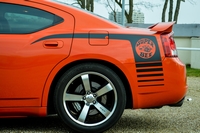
54 63 126 133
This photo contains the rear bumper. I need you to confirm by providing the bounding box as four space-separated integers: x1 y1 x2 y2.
162 57 188 105
169 97 185 107
134 57 188 109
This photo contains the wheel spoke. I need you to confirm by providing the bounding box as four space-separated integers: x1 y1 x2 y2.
64 93 83 101
96 83 113 97
81 74 91 92
78 104 90 122
57 65 123 129
94 102 110 117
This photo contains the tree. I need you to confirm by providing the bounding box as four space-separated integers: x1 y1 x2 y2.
162 0 168 22
105 0 117 22
100 0 133 23
73 0 94 12
114 0 134 23
161 0 195 23
86 0 94 12
173 0 185 22
76 0 85 9
103 0 159 24
168 0 173 22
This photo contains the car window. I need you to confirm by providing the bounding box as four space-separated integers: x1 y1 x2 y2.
0 3 64 34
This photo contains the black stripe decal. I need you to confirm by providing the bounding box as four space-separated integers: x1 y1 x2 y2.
89 34 108 38
31 33 161 62
136 63 162 68
32 33 105 44
138 79 164 82
31 34 74 44
138 84 164 87
109 34 161 62
74 34 88 38
137 73 164 77
137 68 163 72
32 33 164 88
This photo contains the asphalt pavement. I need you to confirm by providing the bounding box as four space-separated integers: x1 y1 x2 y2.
0 77 199 133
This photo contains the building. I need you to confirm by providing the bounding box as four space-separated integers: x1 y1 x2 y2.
133 10 144 24
109 11 123 24
109 10 144 24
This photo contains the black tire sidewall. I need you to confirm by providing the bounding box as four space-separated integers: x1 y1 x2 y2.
54 63 126 133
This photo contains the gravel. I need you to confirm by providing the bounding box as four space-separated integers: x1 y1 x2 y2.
0 77 199 133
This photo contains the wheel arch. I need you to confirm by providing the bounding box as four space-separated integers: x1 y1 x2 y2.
47 59 133 115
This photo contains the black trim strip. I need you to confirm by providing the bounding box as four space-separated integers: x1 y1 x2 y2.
138 79 164 82
31 33 162 62
32 34 74 44
136 63 162 68
137 73 164 77
89 34 108 38
137 68 163 72
32 33 107 44
74 33 88 38
138 84 164 87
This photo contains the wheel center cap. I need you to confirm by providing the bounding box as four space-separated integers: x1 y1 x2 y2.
85 94 95 103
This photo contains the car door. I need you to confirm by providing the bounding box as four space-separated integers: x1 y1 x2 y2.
0 2 74 107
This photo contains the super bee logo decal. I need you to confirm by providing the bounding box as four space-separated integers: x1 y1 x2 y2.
135 38 156 59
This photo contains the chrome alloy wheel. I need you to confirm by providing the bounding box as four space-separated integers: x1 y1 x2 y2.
54 63 126 133
63 72 117 126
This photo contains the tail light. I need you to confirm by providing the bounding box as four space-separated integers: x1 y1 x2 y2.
161 32 178 57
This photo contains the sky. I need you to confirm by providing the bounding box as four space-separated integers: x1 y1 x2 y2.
60 0 200 24
93 0 200 24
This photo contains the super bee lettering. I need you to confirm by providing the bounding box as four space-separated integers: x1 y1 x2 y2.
135 38 156 59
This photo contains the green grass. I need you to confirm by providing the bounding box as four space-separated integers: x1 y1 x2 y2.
186 65 200 77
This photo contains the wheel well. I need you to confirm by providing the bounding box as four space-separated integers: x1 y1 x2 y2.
47 59 133 115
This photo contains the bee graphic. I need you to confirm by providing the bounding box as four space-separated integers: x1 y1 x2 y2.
136 38 156 59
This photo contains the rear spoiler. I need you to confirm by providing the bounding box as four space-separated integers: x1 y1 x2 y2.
148 22 175 34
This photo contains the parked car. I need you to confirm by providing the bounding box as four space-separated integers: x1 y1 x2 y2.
0 0 187 132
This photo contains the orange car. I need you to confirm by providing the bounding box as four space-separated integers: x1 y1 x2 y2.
0 0 187 132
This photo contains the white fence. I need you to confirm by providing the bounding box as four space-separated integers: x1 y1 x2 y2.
177 47 200 51
177 44 200 69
